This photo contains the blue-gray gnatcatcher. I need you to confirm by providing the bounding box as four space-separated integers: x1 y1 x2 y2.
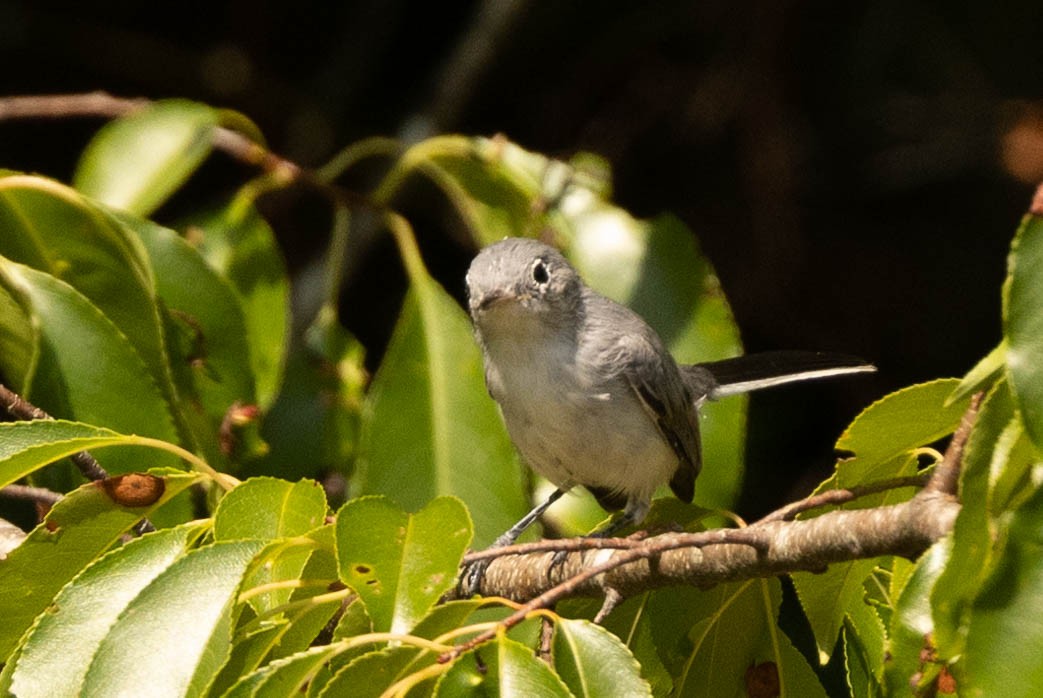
465 237 874 554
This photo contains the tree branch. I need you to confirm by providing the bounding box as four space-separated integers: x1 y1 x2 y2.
441 396 982 662
0 383 109 482
0 383 155 534
0 92 381 209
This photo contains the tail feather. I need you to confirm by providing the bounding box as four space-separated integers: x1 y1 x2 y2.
681 350 875 401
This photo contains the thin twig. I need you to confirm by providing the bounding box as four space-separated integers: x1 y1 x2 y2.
462 534 645 562
0 384 155 533
463 472 930 567
756 473 930 524
924 391 984 496
0 92 150 120
0 92 381 211
0 383 109 481
443 445 975 663
0 483 63 506
442 527 770 662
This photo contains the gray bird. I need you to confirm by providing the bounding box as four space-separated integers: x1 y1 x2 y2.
465 237 874 556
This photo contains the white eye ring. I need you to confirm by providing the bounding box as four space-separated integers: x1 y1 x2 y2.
531 259 550 284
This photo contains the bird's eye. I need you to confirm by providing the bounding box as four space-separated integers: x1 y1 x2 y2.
531 259 550 285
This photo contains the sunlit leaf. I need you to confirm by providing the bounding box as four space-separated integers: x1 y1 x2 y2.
948 340 1005 405
0 259 180 472
0 175 172 407
208 534 340 698
183 200 290 408
353 277 527 548
961 483 1043 697
116 211 258 454
5 522 209 698
0 471 202 660
553 618 652 697
883 541 949 694
334 496 471 634
931 383 1016 658
74 99 218 217
0 420 183 490
214 477 327 612
436 635 573 698
320 647 424 698
79 539 265 697
401 135 540 246
220 644 341 698
792 379 968 662
1004 213 1043 451
842 581 887 698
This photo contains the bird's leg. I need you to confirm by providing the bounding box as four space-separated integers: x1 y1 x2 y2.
548 496 650 570
460 487 566 596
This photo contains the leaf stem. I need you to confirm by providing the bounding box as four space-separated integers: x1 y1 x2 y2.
127 435 238 490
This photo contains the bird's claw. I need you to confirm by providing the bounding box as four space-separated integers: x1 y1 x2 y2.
459 557 492 597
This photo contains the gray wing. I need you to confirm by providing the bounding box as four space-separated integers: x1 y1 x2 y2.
613 332 702 503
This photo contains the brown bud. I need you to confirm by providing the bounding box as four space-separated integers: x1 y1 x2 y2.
745 661 780 698
99 473 165 508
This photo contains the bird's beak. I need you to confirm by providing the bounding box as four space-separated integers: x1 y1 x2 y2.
471 288 509 313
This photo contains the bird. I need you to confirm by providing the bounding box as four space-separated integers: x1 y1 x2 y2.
464 236 875 556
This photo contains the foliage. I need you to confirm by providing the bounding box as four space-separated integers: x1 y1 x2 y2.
0 98 1039 696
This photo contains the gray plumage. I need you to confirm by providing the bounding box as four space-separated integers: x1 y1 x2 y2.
465 237 874 544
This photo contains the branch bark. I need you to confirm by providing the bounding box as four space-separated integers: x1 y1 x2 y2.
460 488 958 604
441 395 982 662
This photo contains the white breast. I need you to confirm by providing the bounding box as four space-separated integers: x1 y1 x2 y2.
477 310 677 504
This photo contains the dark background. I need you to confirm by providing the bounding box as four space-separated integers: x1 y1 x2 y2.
1 0 1040 516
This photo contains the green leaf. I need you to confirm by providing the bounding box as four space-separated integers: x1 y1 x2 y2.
354 279 528 548
842 583 887 698
320 646 423 698
4 522 209 698
74 99 218 216
0 471 202 660
1004 214 1043 451
961 483 1043 697
214 477 328 612
0 420 145 489
0 175 173 408
883 540 948 696
552 618 652 697
436 635 574 698
334 496 471 633
220 644 345 698
792 558 883 666
948 340 1006 406
929 389 1013 655
0 281 37 392
116 211 258 455
215 477 327 541
835 379 968 476
211 539 340 698
592 593 674 695
409 599 486 640
792 379 969 662
0 259 180 472
402 136 541 246
182 200 290 409
80 539 265 698
250 324 365 481
672 579 826 698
